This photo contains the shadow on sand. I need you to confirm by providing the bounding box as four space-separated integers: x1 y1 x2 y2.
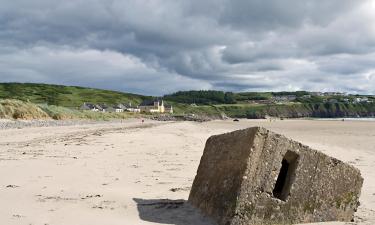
133 198 216 225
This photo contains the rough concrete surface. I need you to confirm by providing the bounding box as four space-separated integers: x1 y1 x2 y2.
189 127 363 225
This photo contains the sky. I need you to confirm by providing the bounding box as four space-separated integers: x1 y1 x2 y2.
1 0 375 96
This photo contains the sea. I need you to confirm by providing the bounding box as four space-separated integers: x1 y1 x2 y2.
314 118 375 121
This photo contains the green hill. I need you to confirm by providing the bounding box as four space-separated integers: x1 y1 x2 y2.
0 83 374 120
212 102 375 119
0 83 150 107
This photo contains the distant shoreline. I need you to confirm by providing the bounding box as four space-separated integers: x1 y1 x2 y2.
313 117 375 121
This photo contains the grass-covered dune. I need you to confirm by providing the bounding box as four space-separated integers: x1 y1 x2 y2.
0 99 141 120
0 99 50 119
0 83 150 107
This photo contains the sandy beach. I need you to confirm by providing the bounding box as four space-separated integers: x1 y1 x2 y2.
0 119 374 225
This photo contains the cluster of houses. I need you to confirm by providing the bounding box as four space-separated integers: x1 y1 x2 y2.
323 97 373 104
273 95 297 102
273 92 348 103
80 102 140 113
310 92 346 96
352 97 373 103
310 92 373 103
80 99 173 114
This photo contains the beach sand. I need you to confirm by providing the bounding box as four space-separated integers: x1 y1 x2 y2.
0 119 374 225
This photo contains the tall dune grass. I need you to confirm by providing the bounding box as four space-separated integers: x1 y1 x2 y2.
0 99 49 119
0 99 141 121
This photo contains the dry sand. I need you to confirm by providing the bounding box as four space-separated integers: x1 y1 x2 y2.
0 118 374 225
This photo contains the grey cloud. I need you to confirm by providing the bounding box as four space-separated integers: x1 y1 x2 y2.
0 0 374 95
316 54 375 75
0 46 211 95
218 0 359 30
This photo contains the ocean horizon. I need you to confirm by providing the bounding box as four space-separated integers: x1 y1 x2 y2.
315 117 375 121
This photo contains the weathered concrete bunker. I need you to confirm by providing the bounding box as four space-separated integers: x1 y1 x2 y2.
189 127 363 225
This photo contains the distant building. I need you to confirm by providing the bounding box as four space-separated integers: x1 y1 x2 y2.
310 92 324 96
97 104 113 112
81 103 120 113
273 95 296 102
354 97 371 103
324 92 344 96
114 106 124 113
139 99 172 113
114 104 125 113
80 103 102 112
127 107 141 113
301 95 311 99
343 98 350 103
116 103 140 113
164 104 173 114
115 108 124 113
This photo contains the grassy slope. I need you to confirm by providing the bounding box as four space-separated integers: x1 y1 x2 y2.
172 102 375 119
0 83 149 107
213 102 375 118
0 99 143 120
2 99 373 121
0 83 374 120
0 83 150 120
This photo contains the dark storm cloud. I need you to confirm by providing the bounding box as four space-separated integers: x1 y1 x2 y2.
0 0 374 95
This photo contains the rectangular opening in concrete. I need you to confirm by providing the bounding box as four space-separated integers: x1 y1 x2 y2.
273 151 299 201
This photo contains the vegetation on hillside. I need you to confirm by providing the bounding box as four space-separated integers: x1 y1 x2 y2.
164 90 328 104
0 83 149 107
0 83 374 120
170 101 375 119
38 104 141 120
0 99 142 120
164 90 236 104
183 102 375 119
0 99 49 119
